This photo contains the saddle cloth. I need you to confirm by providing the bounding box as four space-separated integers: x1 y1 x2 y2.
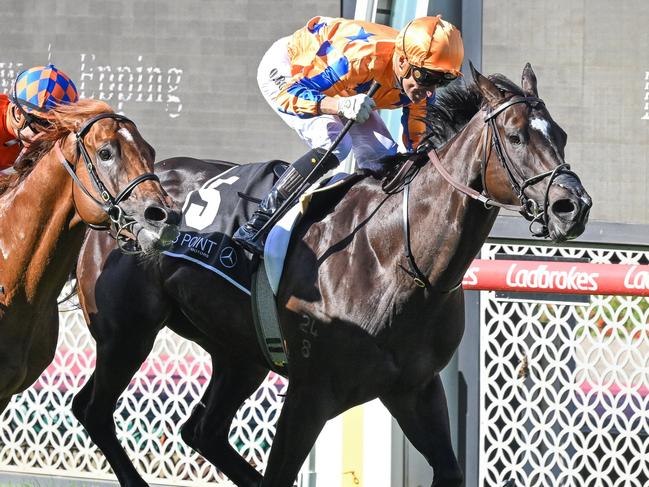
164 159 365 295
163 160 281 294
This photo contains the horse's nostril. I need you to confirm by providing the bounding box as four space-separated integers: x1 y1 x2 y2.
551 198 576 215
144 205 168 223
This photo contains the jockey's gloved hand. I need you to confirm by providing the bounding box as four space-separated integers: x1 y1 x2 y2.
337 94 376 123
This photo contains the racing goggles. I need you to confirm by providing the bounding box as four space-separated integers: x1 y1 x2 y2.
411 66 457 88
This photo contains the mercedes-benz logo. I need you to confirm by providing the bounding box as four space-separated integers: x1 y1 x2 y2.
219 246 238 269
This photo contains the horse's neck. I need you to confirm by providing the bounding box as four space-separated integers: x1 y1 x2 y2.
0 152 83 305
409 116 499 289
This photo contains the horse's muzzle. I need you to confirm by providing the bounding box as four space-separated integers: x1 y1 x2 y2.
132 203 181 253
546 174 592 242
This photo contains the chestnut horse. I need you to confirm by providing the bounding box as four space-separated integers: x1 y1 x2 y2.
0 100 179 416
74 65 591 487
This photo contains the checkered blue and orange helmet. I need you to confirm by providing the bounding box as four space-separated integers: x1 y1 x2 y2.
10 64 78 113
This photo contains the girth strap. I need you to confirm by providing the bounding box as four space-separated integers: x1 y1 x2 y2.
400 184 432 289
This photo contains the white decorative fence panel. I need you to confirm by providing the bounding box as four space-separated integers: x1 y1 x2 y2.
479 243 649 487
0 292 294 486
6 243 649 487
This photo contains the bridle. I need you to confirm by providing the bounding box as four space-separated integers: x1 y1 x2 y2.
478 95 579 236
426 95 579 236
392 94 579 289
54 113 160 254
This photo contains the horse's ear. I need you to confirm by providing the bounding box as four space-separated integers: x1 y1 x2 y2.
470 61 503 107
521 63 538 97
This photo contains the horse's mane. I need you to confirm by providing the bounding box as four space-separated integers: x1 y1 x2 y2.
424 73 525 148
0 99 113 196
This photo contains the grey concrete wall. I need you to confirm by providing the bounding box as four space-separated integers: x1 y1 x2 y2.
0 0 340 164
482 0 649 225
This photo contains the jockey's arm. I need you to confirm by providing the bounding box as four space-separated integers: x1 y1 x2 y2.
274 76 375 123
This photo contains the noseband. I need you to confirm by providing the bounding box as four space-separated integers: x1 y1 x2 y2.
55 112 160 253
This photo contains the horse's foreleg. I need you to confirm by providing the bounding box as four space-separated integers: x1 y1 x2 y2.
380 374 463 487
72 332 159 487
261 385 332 487
180 358 266 487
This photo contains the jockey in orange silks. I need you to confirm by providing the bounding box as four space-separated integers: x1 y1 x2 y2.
234 15 464 255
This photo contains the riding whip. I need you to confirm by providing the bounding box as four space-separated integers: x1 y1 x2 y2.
250 80 382 242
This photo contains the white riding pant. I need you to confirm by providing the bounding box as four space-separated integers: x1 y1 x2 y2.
257 37 398 166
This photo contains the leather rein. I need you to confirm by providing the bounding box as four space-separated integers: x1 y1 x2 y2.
54 113 159 254
387 95 577 290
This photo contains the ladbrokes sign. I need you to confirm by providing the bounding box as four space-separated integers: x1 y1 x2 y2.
505 263 599 292
462 260 649 297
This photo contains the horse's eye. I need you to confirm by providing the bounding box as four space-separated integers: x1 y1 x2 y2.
98 148 112 161
508 134 522 145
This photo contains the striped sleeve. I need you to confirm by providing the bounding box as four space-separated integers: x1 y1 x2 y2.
274 57 351 118
275 77 327 118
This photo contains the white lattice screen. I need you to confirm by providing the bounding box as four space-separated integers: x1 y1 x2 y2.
4 243 649 487
0 288 296 486
480 243 649 487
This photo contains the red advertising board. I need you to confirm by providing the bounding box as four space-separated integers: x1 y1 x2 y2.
463 260 649 296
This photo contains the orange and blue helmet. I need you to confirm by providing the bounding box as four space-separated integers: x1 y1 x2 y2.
394 16 464 82
10 64 78 114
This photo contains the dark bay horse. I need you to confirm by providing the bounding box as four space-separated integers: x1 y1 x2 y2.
73 64 591 487
0 100 179 416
